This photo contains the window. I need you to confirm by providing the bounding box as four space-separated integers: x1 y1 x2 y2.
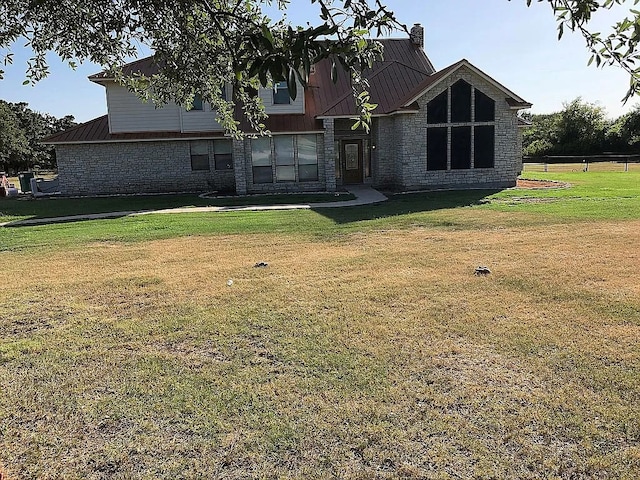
190 141 210 171
363 139 371 178
451 80 471 123
251 137 272 183
451 126 471 169
298 135 318 181
427 91 448 124
275 136 295 181
427 127 447 171
273 81 291 105
475 89 495 122
214 140 233 170
251 135 319 184
474 126 495 168
189 93 204 111
426 82 496 171
334 141 341 179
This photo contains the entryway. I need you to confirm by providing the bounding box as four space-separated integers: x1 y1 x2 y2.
341 140 363 184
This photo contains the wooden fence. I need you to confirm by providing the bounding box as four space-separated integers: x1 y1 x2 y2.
523 155 640 173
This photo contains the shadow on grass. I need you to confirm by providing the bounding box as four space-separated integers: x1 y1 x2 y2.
1 189 500 228
313 189 501 224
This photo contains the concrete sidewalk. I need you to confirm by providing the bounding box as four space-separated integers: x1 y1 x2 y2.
1 186 388 227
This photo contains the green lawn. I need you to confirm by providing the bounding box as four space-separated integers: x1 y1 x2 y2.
1 171 639 479
0 191 355 224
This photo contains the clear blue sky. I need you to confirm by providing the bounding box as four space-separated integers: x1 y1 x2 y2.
1 0 637 123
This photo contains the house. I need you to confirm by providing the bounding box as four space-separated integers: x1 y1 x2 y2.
44 25 531 196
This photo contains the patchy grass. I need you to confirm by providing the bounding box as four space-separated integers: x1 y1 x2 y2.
1 224 639 478
1 171 640 478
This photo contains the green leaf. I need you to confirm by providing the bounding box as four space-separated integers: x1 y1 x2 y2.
287 67 297 100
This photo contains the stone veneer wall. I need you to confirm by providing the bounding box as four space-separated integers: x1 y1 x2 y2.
373 65 523 191
57 140 235 195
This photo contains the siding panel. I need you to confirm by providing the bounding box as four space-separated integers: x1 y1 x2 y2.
106 83 181 133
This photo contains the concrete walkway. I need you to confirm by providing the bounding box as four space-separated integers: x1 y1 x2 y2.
1 186 387 227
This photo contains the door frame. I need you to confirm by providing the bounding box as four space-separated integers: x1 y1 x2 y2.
341 139 363 184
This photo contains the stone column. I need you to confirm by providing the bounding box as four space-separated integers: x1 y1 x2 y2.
232 138 247 195
323 118 336 192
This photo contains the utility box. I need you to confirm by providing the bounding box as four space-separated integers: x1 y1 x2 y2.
18 172 35 193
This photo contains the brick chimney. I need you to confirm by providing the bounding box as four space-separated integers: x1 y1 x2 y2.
410 23 424 48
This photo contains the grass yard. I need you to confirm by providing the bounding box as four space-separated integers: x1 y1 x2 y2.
0 191 355 224
1 171 640 479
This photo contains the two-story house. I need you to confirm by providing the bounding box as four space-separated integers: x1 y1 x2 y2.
45 25 531 196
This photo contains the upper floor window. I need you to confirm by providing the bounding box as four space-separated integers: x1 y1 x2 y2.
273 81 291 105
188 93 204 111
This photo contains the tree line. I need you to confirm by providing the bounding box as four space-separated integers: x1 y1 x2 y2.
522 98 640 157
0 100 76 174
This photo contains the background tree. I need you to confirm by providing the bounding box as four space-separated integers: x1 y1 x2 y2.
606 105 640 151
0 100 77 172
555 98 608 154
522 98 640 156
0 101 29 173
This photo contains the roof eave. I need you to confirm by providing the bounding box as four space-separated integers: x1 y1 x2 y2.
403 59 530 109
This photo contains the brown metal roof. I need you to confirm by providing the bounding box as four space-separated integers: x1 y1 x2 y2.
43 116 227 144
89 57 161 82
56 39 529 144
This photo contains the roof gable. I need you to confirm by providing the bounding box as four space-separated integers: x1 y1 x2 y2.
404 59 531 109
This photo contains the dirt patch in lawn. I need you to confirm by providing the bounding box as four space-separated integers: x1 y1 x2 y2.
516 178 569 189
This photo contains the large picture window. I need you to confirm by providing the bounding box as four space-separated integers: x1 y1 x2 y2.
427 127 447 171
252 135 319 184
474 126 495 168
298 135 319 181
251 137 273 183
426 81 496 170
451 127 471 169
275 136 295 182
